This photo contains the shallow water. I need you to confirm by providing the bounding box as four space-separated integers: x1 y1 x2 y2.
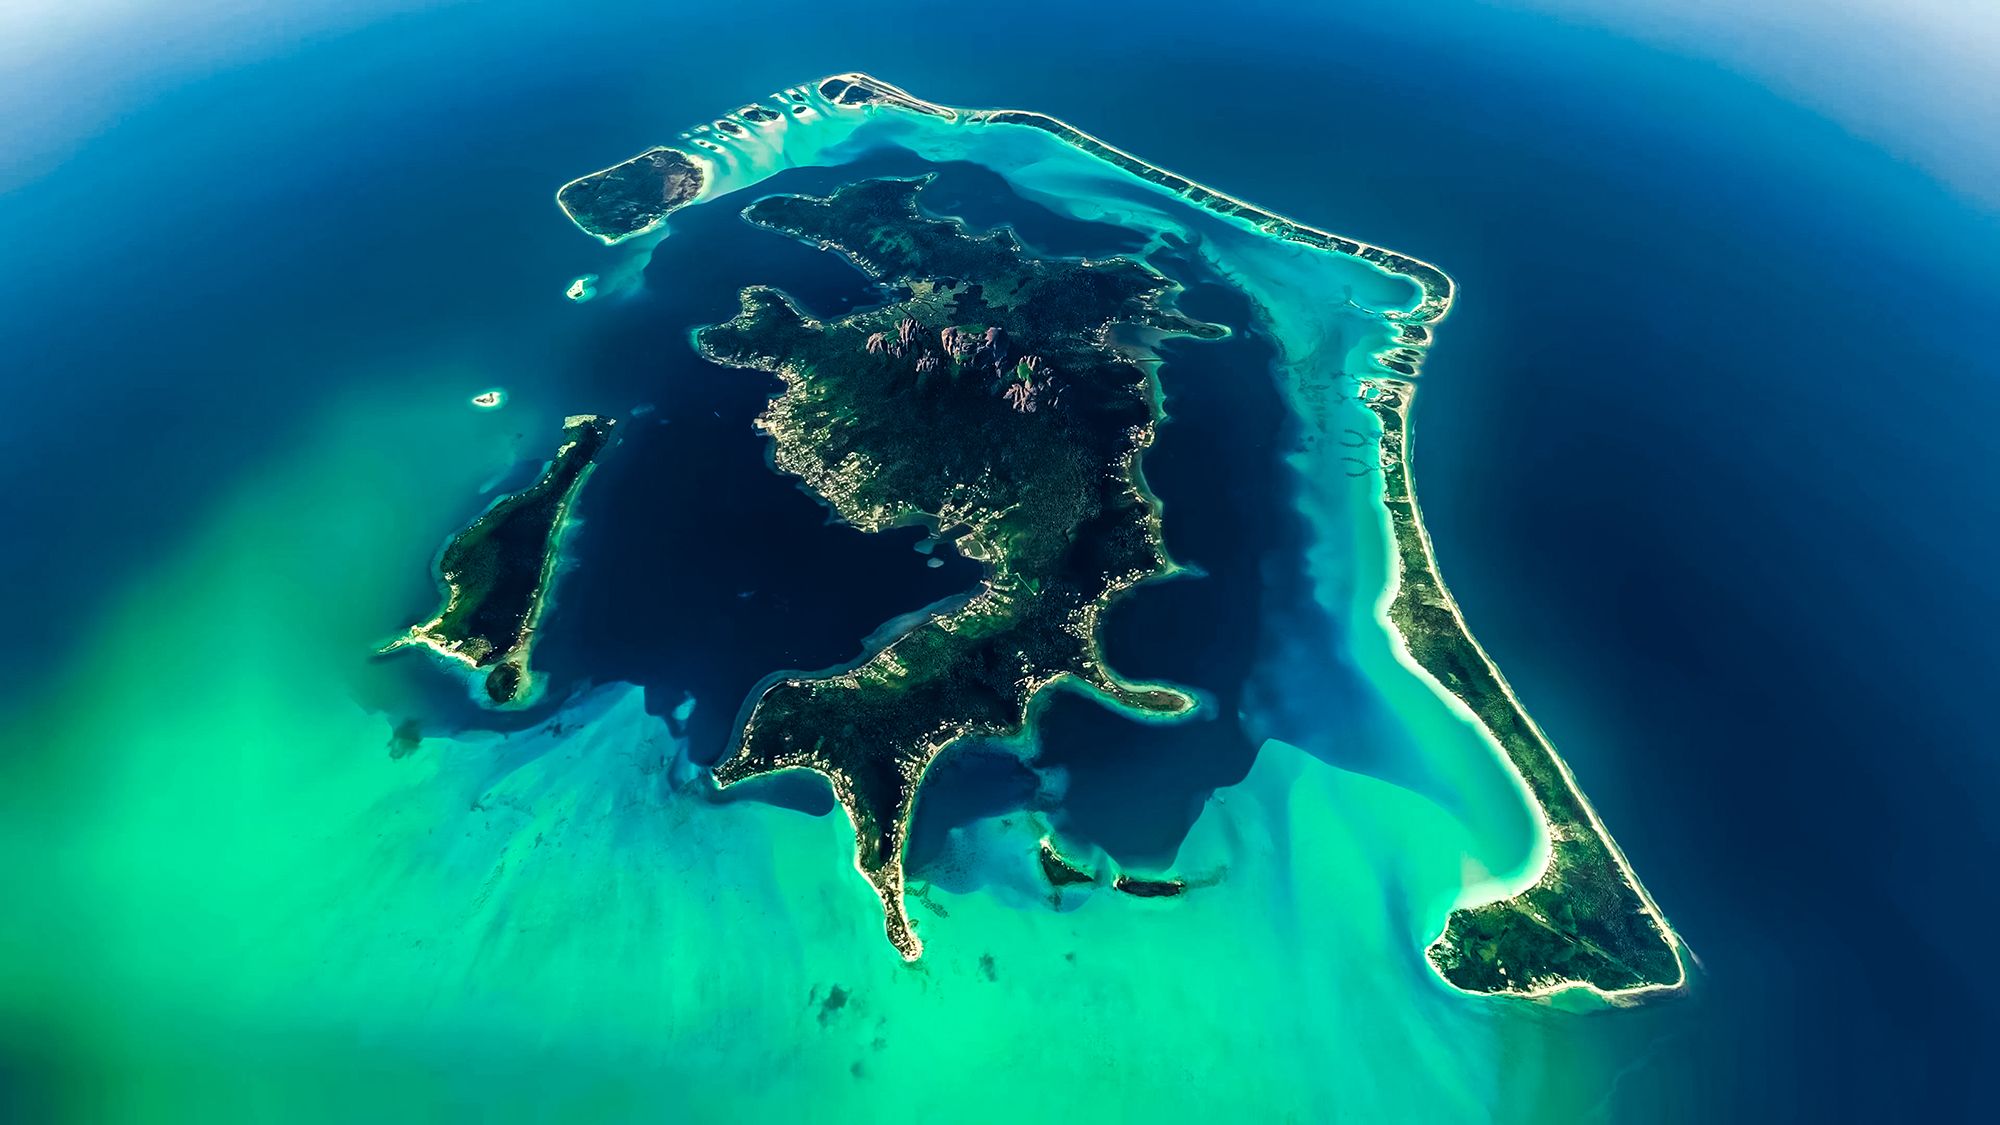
4 2 1995 1120
0 70 1611 1122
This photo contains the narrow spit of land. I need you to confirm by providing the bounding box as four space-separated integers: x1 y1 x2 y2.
1365 380 1682 997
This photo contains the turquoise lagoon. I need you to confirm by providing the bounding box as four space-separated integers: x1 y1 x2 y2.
18 0 1995 1117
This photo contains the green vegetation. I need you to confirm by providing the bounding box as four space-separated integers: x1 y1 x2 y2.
556 147 705 244
1039 840 1096 889
1112 875 1187 899
1364 380 1680 995
700 177 1219 958
816 74 1452 322
388 415 615 706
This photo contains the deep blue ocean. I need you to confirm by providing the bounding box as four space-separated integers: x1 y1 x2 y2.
3 1 1996 1118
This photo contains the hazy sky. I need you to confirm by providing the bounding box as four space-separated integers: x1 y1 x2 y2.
2 0 1995 204
1510 0 1999 206
0 0 437 188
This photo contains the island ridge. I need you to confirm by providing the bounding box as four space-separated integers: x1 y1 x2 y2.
698 176 1217 958
386 414 615 705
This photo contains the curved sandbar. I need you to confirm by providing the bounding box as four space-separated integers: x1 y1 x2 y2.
1112 874 1187 899
555 72 1451 323
385 414 616 706
559 73 1680 998
1365 381 1683 999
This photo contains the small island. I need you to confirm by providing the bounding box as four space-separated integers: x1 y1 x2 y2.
1364 379 1682 997
1039 838 1096 889
1112 874 1187 899
815 74 1453 323
556 147 706 244
700 176 1219 958
386 415 616 705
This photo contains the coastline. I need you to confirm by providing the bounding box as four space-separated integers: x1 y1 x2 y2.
383 416 615 708
554 155 665 245
552 71 1454 323
556 73 1680 998
696 263 1207 958
822 72 1454 318
1363 378 1686 1001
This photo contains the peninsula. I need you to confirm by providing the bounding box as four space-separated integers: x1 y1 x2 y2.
699 176 1216 958
1039 839 1096 889
386 415 615 705
1365 381 1683 997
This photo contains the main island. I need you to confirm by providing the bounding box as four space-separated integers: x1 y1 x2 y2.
697 176 1216 958
541 73 1682 999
